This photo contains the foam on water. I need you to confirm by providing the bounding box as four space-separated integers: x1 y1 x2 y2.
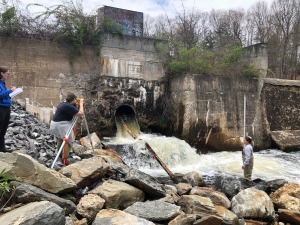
106 133 300 183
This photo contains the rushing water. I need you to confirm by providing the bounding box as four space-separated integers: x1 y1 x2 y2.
103 133 300 184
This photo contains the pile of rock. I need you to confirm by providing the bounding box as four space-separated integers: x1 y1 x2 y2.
5 102 94 168
5 103 57 166
0 102 299 225
0 151 299 225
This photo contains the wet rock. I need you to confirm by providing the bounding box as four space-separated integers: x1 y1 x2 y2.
265 179 288 194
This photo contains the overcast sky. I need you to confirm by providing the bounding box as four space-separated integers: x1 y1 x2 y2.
20 0 274 17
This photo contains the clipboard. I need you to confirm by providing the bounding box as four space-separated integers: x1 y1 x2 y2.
9 87 23 98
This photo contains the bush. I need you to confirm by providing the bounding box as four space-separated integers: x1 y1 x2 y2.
0 168 13 194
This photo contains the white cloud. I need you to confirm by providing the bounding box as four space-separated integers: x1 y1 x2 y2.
18 0 274 17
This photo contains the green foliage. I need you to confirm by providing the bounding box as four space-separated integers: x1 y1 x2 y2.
102 18 124 35
29 1 100 61
165 44 260 77
166 47 214 75
0 168 14 194
0 2 20 36
241 64 262 77
222 45 243 65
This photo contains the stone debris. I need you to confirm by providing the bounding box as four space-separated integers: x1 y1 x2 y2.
5 102 84 168
0 101 298 225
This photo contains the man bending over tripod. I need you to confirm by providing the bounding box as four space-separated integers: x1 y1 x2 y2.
50 93 84 162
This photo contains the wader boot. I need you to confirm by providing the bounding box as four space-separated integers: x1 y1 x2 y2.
242 151 254 180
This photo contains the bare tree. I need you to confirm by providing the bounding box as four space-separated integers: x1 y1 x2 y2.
209 9 245 48
247 1 271 44
270 0 300 78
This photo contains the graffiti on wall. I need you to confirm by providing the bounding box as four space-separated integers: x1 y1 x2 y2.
98 6 143 36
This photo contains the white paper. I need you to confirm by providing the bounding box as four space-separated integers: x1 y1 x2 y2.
9 87 23 98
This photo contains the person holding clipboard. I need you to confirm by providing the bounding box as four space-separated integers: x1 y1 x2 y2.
0 67 17 152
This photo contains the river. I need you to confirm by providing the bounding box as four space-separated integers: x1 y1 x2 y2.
103 133 300 184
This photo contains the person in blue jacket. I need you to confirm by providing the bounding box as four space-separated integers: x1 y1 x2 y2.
0 67 16 152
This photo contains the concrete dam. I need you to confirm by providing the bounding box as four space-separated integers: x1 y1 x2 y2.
1 6 299 152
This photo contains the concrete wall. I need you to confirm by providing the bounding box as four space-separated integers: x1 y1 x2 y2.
167 74 300 152
97 6 143 36
0 36 98 124
83 76 164 137
243 43 268 77
100 33 166 81
1 35 297 152
0 35 165 137
261 79 300 151
168 74 261 152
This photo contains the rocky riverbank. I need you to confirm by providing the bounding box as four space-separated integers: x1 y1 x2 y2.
0 102 299 225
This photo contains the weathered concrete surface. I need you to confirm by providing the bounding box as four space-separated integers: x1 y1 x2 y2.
0 36 98 124
100 33 166 81
168 74 261 151
84 76 164 137
168 75 300 151
0 34 298 152
262 79 300 151
271 130 300 151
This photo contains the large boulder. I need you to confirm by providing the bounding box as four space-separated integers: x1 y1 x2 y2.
176 171 206 187
168 214 197 225
0 152 76 193
215 205 239 225
89 179 144 209
177 195 216 216
0 201 65 225
124 200 181 222
60 156 109 188
92 209 155 225
110 162 166 198
231 187 275 220
80 132 101 149
271 130 300 151
278 209 300 225
270 183 300 211
190 186 231 209
76 194 105 220
12 181 76 215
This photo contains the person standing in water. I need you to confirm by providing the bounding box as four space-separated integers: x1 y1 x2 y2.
0 67 16 152
242 136 254 180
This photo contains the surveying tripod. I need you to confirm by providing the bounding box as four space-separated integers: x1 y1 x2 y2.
51 113 95 169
